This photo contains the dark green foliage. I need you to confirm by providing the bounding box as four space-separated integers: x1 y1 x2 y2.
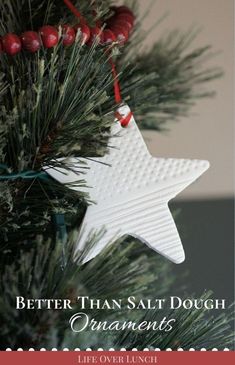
0 2 116 253
0 0 232 351
0 178 87 265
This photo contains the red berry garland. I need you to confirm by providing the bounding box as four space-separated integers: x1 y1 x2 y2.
62 24 75 46
74 23 91 44
88 27 104 46
21 31 41 53
118 13 135 28
39 25 59 48
111 26 129 45
113 19 132 33
0 1 134 128
114 6 134 16
106 6 135 45
102 29 116 45
0 5 135 56
2 33 22 55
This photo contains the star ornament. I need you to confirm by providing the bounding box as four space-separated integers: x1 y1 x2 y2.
48 105 209 264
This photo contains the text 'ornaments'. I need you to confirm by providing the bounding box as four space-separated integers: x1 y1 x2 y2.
47 105 209 264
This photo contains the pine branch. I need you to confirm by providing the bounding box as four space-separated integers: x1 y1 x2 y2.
119 30 222 129
0 8 117 252
0 41 115 171
0 178 87 263
0 237 233 350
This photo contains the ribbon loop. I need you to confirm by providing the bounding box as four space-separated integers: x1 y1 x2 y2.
63 0 131 127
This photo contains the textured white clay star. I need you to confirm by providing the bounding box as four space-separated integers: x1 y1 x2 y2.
47 105 209 264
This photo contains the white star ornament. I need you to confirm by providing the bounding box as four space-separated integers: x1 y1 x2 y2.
47 105 210 264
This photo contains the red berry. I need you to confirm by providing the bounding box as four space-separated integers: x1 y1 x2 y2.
88 27 104 46
112 20 132 33
117 13 135 28
102 29 116 45
115 6 134 17
62 25 75 46
110 26 129 44
2 33 22 55
21 31 41 53
39 25 59 48
74 23 91 44
107 14 134 30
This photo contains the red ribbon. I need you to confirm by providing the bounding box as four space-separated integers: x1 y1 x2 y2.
63 0 132 127
109 57 122 104
115 109 133 127
109 57 133 127
63 0 85 22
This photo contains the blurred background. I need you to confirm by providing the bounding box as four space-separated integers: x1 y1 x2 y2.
138 0 234 304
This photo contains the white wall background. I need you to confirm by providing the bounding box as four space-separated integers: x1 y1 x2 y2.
137 0 233 200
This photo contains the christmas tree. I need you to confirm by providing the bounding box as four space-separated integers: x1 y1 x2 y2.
0 0 233 350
